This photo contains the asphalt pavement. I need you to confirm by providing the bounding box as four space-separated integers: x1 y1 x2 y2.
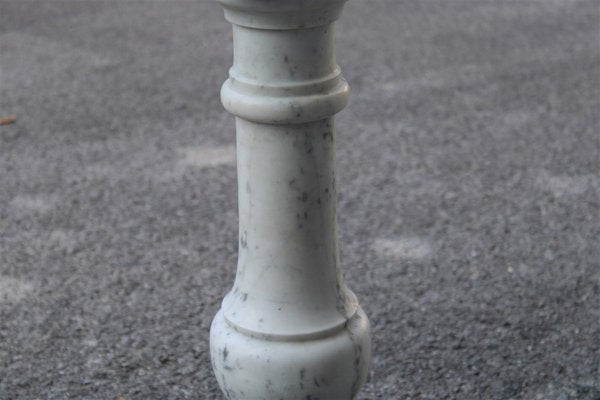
1 1 599 399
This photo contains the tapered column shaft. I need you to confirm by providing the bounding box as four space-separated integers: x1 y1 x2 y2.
226 118 356 339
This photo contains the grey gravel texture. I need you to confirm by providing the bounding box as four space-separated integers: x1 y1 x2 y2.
1 0 599 399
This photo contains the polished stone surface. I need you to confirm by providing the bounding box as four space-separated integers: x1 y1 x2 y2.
0 1 598 399
211 1 370 396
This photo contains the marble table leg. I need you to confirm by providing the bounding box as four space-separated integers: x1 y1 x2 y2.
210 1 371 398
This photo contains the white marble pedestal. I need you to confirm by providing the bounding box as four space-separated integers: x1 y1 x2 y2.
209 1 371 398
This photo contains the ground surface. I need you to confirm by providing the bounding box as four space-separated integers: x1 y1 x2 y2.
1 1 599 399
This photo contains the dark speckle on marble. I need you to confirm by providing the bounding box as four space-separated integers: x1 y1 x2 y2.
222 347 229 361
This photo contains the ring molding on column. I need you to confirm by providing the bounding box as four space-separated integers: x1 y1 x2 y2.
220 70 349 125
217 0 348 29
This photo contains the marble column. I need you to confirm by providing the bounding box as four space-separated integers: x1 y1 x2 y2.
209 1 371 398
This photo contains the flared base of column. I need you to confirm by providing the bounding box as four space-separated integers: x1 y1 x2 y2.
210 306 371 400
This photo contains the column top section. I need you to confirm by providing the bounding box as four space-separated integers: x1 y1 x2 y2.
217 0 348 29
